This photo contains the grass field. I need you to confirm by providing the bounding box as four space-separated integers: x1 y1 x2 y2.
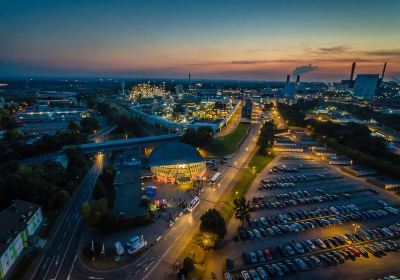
202 123 250 157
218 152 273 220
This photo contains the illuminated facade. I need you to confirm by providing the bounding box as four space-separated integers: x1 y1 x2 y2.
148 142 206 184
151 162 206 184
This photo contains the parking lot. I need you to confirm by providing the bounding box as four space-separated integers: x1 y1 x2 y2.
223 152 400 280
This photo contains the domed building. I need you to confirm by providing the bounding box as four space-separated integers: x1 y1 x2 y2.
148 142 206 184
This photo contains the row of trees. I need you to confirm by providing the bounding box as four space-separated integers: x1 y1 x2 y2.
327 102 400 133
96 102 146 137
0 148 88 211
180 126 214 148
257 120 275 155
276 101 400 180
81 165 118 232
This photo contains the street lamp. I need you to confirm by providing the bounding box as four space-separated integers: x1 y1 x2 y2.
352 223 360 234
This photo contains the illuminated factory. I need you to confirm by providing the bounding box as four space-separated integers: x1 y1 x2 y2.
148 142 206 184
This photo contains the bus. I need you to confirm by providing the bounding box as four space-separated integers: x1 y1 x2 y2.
187 196 200 212
210 172 221 184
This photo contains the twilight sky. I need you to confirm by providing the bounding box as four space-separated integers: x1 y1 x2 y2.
1 0 400 81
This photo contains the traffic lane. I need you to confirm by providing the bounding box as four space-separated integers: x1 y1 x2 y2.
136 123 262 279
32 157 104 280
70 124 261 280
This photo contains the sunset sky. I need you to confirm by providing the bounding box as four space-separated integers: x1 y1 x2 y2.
1 0 400 81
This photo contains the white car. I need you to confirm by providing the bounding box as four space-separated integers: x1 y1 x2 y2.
127 236 141 247
127 236 147 255
241 270 251 280
114 241 124 256
249 269 261 280
253 229 262 238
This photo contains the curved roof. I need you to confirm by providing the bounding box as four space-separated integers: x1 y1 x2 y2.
149 142 204 166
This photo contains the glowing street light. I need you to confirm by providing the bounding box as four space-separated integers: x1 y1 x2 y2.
352 223 360 234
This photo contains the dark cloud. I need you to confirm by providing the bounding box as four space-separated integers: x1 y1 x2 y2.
293 64 318 75
364 49 400 57
231 60 269 65
307 45 350 55
317 45 350 54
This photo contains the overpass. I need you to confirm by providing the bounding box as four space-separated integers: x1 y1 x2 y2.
63 133 182 153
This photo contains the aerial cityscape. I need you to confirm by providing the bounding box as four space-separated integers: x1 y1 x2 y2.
1 1 400 280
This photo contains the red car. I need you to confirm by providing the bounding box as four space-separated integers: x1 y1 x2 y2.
348 247 361 257
263 248 273 261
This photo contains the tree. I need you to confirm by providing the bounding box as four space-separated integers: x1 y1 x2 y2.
81 198 108 227
96 210 119 232
233 196 251 224
182 257 194 274
258 120 275 154
180 126 213 148
93 181 106 199
200 208 227 239
68 121 80 132
80 116 100 133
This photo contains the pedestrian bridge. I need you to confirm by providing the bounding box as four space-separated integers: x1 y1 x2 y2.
63 133 182 153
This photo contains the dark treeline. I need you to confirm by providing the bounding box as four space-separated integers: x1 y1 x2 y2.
277 102 400 179
96 102 147 137
327 102 400 133
0 148 88 211
180 126 214 148
258 120 275 155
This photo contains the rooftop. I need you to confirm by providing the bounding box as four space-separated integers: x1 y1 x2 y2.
0 200 40 254
149 141 204 166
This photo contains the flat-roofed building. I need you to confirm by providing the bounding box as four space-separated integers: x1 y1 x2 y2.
0 200 43 279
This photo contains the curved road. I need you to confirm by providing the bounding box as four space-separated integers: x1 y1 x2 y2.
66 121 262 280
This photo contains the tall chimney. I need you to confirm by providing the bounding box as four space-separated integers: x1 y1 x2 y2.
296 75 300 83
350 62 356 81
286 75 290 84
381 62 387 80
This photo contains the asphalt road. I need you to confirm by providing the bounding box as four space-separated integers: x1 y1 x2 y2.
66 120 262 280
30 153 104 280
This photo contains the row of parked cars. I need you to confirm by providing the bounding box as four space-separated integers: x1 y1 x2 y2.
227 223 400 280
276 222 400 258
250 191 342 211
238 204 399 241
228 239 400 280
248 204 359 227
250 191 339 211
269 164 300 173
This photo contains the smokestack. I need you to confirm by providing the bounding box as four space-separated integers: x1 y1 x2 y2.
381 62 387 80
296 75 300 83
350 62 356 81
286 75 290 84
189 73 191 82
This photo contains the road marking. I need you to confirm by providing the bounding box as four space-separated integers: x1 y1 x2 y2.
144 259 155 272
42 255 55 280
53 217 82 279
55 254 60 266
42 257 50 270
66 254 78 280
137 257 150 267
